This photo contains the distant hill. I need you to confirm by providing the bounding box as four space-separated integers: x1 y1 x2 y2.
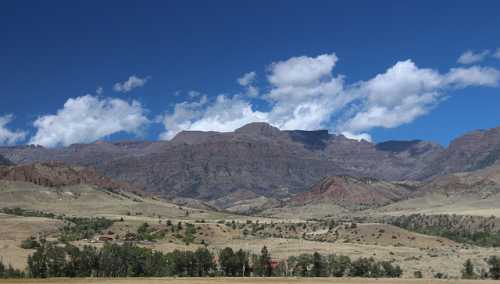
1 123 500 209
0 162 141 193
291 175 415 209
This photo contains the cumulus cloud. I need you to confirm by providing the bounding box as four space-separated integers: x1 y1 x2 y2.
159 53 348 139
265 53 347 130
113 75 150 93
0 114 26 146
159 94 269 140
268 54 338 87
237 71 259 97
445 66 500 87
457 50 490 64
337 60 500 138
159 53 500 142
30 95 149 147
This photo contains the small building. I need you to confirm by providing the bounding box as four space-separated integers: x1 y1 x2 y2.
97 235 114 242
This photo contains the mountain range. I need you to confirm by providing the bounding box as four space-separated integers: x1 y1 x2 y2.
1 122 500 210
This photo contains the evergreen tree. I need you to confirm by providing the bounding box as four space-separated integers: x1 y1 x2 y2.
462 259 477 279
488 256 500 280
312 252 326 277
194 247 214 276
258 246 272 277
328 254 351 277
219 247 235 276
235 249 249 276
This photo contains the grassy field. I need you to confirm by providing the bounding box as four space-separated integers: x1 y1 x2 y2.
0 278 497 284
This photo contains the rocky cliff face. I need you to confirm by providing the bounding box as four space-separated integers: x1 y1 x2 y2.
0 123 499 208
427 127 500 176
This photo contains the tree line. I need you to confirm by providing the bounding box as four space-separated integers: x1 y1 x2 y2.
22 241 404 278
2 241 500 279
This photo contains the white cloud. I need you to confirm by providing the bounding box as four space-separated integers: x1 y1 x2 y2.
457 50 490 64
237 72 256 86
159 94 268 140
30 95 149 147
493 48 500 60
0 114 26 146
268 53 338 87
265 53 348 130
96 86 103 95
337 61 500 136
113 75 150 93
445 66 500 87
237 71 259 97
341 131 372 142
159 53 500 141
159 53 347 139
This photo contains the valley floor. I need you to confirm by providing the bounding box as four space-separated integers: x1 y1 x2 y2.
0 278 497 284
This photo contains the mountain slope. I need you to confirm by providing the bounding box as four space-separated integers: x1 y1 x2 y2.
420 126 500 178
0 162 141 193
373 164 500 217
291 175 415 209
1 123 500 208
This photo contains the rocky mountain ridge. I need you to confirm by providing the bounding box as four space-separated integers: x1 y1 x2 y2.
1 123 499 208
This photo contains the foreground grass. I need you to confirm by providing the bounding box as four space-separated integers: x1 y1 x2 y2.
0 278 497 284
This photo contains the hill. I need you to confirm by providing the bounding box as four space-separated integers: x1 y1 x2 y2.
0 162 141 193
291 175 415 210
372 164 500 217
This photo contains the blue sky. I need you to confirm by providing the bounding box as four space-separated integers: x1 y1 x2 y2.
1 1 500 147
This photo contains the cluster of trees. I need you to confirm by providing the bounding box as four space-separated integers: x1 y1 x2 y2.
133 221 198 245
59 217 115 241
462 257 500 280
27 241 215 278
388 214 500 247
8 240 500 280
0 207 57 219
23 241 404 279
286 253 401 278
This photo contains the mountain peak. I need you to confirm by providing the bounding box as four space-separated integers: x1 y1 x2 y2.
235 122 281 137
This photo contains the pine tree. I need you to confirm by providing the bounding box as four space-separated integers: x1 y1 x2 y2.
312 252 326 277
462 259 477 279
259 246 273 277
488 256 500 280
